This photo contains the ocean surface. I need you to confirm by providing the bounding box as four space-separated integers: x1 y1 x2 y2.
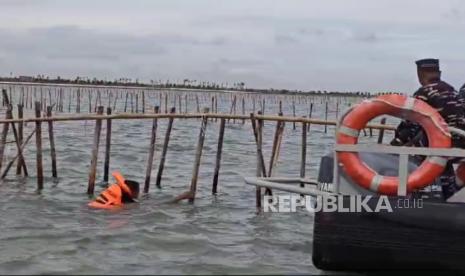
0 86 387 274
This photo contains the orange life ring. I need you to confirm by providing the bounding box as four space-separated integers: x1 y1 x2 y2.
336 94 451 195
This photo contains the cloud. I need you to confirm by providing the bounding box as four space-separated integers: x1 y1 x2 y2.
352 32 378 43
274 34 299 44
0 0 465 92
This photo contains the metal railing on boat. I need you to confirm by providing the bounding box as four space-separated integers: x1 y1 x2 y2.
245 124 465 199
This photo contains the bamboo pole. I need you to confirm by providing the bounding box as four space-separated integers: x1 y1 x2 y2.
155 107 176 188
103 107 112 182
212 117 225 194
6 107 28 178
124 92 128 112
292 100 296 130
87 106 104 195
188 107 209 203
0 105 11 172
16 104 24 175
144 106 159 193
241 97 245 124
165 93 168 114
34 102 43 190
211 96 215 122
142 91 145 113
214 95 218 122
0 113 395 131
378 117 387 144
135 93 139 113
47 106 57 178
307 102 313 131
1 90 28 176
2 130 35 179
93 90 98 113
113 92 118 111
300 121 307 188
324 100 328 133
88 90 92 113
268 112 284 176
262 98 265 114
250 112 268 209
97 90 102 108
76 89 81 113
184 94 188 114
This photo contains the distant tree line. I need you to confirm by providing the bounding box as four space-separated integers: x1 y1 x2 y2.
0 74 373 97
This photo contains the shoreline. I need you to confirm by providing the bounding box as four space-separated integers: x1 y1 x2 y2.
0 81 369 97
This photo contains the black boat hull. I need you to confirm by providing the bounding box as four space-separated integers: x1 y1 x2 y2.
312 196 465 271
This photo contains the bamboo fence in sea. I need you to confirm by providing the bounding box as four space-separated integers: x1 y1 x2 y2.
0 88 393 207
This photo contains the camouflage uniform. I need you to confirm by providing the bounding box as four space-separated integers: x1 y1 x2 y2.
391 80 465 199
460 83 465 102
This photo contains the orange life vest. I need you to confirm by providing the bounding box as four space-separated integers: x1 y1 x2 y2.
88 171 134 209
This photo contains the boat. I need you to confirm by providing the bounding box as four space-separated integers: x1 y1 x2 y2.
244 94 465 272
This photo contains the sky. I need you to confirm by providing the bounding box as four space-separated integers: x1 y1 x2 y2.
0 0 465 93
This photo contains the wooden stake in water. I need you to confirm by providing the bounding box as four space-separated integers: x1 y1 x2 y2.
212 117 225 194
188 107 209 203
377 117 387 144
268 112 284 176
34 102 44 190
155 107 176 188
184 94 188 114
292 100 296 130
47 106 57 178
2 130 35 179
0 105 11 172
165 93 169 114
87 106 104 195
300 121 307 188
324 100 328 133
144 106 159 193
211 96 215 122
215 95 218 121
307 102 313 132
5 105 28 178
241 97 245 124
124 92 128 112
142 91 145 113
103 107 112 182
250 112 268 209
135 93 139 113
76 89 81 113
262 98 265 114
16 104 24 175
88 91 92 113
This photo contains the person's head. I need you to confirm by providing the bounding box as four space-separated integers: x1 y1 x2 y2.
123 180 140 200
415 58 441 86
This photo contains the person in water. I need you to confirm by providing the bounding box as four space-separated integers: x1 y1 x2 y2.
391 58 465 199
88 171 140 209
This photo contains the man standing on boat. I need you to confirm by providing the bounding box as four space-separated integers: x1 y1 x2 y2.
390 58 465 199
